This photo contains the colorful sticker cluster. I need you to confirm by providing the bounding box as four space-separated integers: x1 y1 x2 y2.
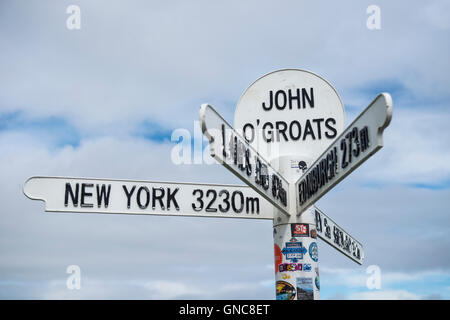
275 223 320 300
278 263 312 272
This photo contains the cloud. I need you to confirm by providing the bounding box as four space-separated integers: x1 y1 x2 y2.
321 267 450 287
0 131 276 299
144 281 203 299
1 1 449 133
320 267 450 300
355 108 450 186
349 289 421 300
421 0 450 30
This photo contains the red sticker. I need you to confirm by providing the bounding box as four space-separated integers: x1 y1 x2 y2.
291 223 309 237
274 244 282 274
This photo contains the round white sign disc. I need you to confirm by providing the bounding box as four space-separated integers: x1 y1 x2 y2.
234 69 345 162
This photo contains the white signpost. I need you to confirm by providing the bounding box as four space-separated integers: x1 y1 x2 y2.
313 206 364 265
200 103 290 215
23 69 393 301
295 93 393 214
232 69 350 300
234 69 346 163
23 176 274 220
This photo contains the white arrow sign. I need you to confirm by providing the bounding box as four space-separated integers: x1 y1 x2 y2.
200 103 290 215
295 93 393 214
23 176 274 220
313 206 364 265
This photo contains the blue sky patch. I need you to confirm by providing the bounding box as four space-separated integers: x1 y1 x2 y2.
352 78 450 110
133 120 174 143
408 181 450 190
0 111 81 148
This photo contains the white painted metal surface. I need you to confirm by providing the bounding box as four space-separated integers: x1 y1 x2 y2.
295 93 393 215
234 69 345 162
23 176 274 219
313 206 364 265
200 103 290 216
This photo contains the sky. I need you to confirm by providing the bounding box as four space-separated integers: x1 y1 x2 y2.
0 0 450 299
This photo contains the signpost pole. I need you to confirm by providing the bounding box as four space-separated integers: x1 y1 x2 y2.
274 209 319 300
272 156 320 300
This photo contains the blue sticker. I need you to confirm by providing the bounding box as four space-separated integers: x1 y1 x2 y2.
303 263 312 271
281 238 307 263
309 242 318 262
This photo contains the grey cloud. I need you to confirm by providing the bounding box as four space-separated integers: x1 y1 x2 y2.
1 1 449 133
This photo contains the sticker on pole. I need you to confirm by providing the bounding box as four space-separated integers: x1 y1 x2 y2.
234 69 345 162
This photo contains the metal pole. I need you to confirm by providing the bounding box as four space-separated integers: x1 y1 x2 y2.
272 156 320 300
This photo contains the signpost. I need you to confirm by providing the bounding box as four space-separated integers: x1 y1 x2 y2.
313 206 364 265
295 93 393 215
23 176 274 220
234 69 346 162
200 103 290 215
23 69 393 301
